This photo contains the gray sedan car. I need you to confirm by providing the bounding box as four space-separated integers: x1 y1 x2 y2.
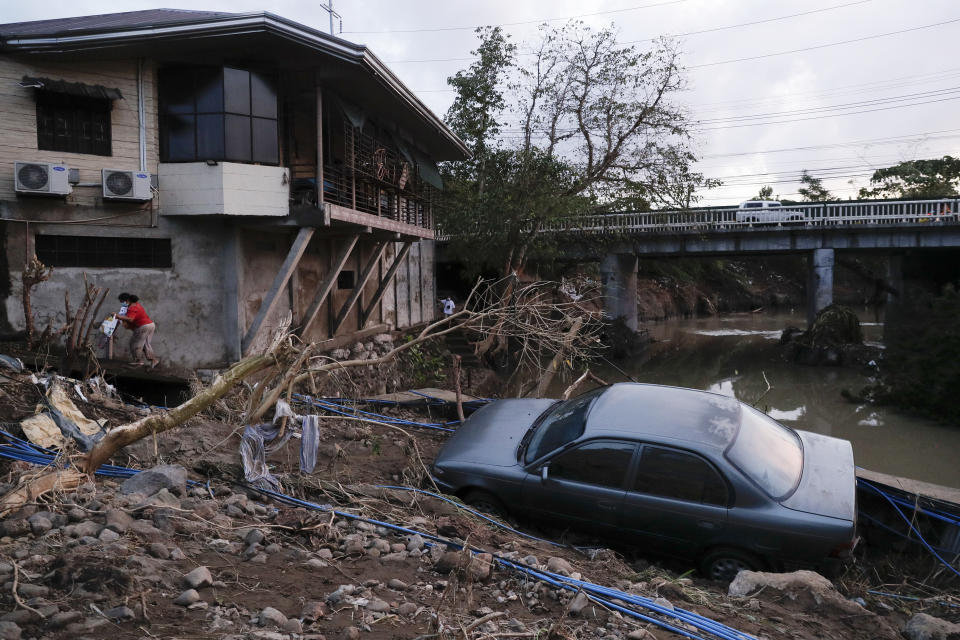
431 383 857 580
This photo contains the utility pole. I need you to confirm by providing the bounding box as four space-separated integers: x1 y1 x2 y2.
319 1 341 35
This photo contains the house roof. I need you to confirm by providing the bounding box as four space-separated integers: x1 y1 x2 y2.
0 9 240 37
0 9 469 160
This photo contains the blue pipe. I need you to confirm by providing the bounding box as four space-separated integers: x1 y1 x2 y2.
858 479 960 580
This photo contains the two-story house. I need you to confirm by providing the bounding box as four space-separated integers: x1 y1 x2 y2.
0 9 468 369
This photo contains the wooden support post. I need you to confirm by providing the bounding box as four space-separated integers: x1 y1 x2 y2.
241 227 315 355
315 85 324 208
358 241 412 327
297 234 359 339
330 241 387 336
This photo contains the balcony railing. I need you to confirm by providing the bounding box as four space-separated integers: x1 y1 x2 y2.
291 122 440 233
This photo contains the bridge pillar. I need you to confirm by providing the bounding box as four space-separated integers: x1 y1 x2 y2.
807 248 834 325
886 254 903 306
601 253 638 331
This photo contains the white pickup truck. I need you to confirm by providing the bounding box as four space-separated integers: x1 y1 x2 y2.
735 200 806 224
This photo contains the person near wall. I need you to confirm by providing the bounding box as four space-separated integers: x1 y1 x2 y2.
117 293 160 369
441 296 455 317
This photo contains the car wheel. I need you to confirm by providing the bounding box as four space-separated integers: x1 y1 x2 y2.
699 547 764 582
462 490 508 519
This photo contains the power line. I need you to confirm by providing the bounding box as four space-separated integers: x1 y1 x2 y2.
688 16 960 69
343 0 688 34
379 0 871 61
695 86 960 125
410 17 960 91
699 129 960 159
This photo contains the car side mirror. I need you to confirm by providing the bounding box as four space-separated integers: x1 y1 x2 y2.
540 465 549 483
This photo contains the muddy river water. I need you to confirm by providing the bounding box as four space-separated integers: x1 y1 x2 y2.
597 312 960 488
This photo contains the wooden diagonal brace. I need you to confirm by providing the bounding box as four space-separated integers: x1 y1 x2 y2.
330 241 387 336
359 241 412 328
241 227 315 356
296 234 359 338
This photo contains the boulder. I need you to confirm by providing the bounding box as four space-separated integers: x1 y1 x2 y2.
903 613 960 640
546 557 574 576
728 570 866 616
183 566 213 589
259 606 288 628
174 589 200 606
119 465 187 497
0 621 20 640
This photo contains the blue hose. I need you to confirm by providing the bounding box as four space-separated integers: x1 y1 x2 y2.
293 394 458 432
858 479 960 580
0 432 753 640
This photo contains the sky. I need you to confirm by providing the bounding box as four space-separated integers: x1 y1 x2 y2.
4 0 960 206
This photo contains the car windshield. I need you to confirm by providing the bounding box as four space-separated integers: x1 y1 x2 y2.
524 387 605 463
726 405 803 500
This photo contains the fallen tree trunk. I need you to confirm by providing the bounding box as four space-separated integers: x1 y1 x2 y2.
82 353 274 474
534 317 584 398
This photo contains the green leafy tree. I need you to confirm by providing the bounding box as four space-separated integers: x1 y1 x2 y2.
798 170 832 202
753 186 774 200
858 156 960 199
441 24 716 276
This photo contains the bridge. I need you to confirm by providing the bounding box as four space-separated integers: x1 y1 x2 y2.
545 198 960 329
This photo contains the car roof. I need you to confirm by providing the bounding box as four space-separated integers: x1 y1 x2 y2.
584 383 742 450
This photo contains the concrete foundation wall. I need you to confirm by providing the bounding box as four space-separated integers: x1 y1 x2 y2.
3 216 234 367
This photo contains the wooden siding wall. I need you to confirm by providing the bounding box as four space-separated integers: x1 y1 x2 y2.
0 55 158 205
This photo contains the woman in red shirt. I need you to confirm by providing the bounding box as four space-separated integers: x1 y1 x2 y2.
117 294 160 368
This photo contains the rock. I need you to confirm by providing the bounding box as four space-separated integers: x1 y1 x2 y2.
0 520 31 538
469 553 493 581
380 552 407 563
433 551 463 574
301 600 328 622
388 578 408 591
66 506 85 522
119 464 187 497
128 519 165 541
306 558 327 569
184 565 213 589
259 606 288 628
265 543 281 554
27 515 52 536
343 627 360 640
569 592 591 616
48 611 83 628
406 534 425 552
728 570 868 616
174 589 201 606
98 528 121 543
137 488 181 509
104 606 136 621
0 621 20 640
627 630 652 640
397 602 417 617
546 557 574 576
146 543 169 559
365 599 390 613
521 555 539 567
105 509 134 533
245 529 266 546
16 584 48 598
283 619 303 634
903 613 960 640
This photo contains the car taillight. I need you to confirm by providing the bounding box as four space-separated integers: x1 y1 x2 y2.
829 536 859 558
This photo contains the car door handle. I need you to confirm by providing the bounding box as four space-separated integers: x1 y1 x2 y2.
597 502 618 511
697 520 718 530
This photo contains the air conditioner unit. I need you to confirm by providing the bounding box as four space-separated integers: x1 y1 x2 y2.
102 169 152 201
14 161 72 196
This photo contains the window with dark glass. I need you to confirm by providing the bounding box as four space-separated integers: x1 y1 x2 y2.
36 93 112 156
159 66 278 164
633 446 728 506
36 235 172 269
548 441 635 489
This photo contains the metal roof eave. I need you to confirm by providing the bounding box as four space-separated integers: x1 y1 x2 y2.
1 12 470 160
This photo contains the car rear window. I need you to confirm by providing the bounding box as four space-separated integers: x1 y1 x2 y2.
525 387 605 463
726 405 803 500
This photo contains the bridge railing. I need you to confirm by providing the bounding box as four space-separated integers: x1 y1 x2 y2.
540 198 960 234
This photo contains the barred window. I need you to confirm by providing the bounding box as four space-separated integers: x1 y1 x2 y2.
36 93 112 156
36 235 172 269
